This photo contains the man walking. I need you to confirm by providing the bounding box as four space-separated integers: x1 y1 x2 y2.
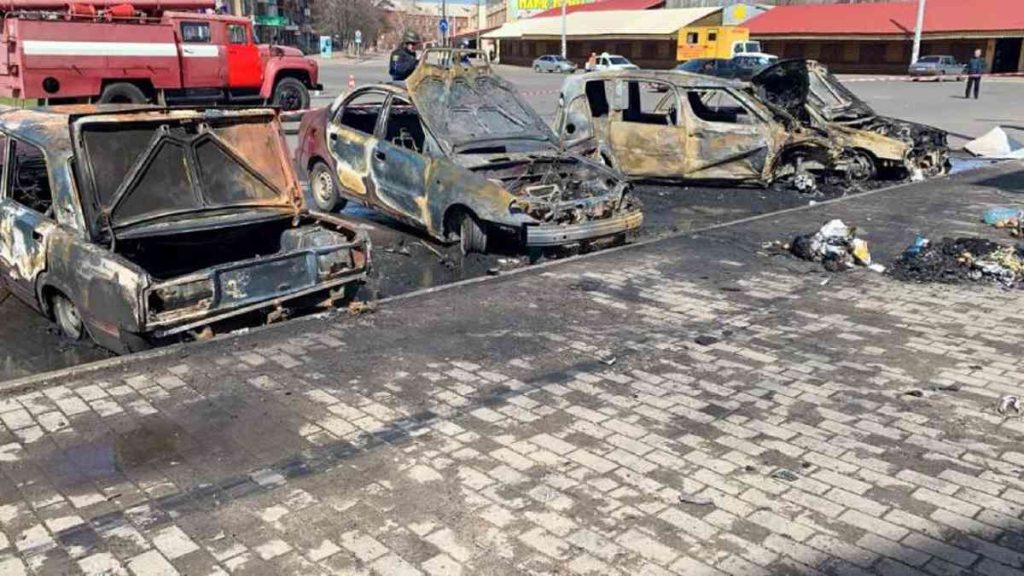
389 31 421 82
965 49 985 99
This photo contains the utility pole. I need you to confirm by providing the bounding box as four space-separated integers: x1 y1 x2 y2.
911 0 926 65
560 0 567 59
442 0 448 46
476 0 481 51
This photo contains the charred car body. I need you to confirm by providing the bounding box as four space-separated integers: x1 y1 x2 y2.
556 66 948 189
0 106 369 353
751 59 950 180
296 49 642 253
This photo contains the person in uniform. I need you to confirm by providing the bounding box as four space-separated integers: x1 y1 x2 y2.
389 31 421 81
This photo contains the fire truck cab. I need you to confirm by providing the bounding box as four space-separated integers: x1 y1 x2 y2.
0 1 321 110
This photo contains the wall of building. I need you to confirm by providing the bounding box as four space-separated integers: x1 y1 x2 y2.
498 38 678 68
759 37 1024 74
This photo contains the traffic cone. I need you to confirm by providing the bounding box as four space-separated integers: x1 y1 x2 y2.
347 74 355 89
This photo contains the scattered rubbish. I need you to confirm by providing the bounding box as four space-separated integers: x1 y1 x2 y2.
347 300 376 316
903 234 930 257
963 126 1024 159
598 354 617 366
932 384 960 392
867 263 887 273
998 395 1022 415
678 493 713 506
983 207 1023 238
889 237 1024 287
771 469 800 482
788 219 873 272
694 335 719 346
820 278 830 286
903 389 925 398
486 268 501 276
383 241 412 256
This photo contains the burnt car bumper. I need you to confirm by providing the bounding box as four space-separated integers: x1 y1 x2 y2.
524 211 643 247
144 236 369 338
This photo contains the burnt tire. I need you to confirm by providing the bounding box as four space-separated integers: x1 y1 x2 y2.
98 82 148 104
847 150 878 182
272 77 310 111
458 211 488 255
52 293 84 341
309 161 346 212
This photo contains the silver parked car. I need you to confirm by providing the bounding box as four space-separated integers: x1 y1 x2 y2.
533 54 577 73
909 55 965 80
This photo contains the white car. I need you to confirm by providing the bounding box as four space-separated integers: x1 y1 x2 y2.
595 53 639 71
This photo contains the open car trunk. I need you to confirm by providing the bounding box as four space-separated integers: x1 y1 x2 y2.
70 108 370 337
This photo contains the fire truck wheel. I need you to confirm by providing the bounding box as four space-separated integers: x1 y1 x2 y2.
98 82 149 104
272 77 310 112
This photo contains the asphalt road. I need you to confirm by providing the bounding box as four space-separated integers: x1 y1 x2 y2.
1 56 1020 380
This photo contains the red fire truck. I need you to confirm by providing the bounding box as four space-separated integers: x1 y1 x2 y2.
0 0 322 110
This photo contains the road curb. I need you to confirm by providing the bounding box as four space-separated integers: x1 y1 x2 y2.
0 162 1012 395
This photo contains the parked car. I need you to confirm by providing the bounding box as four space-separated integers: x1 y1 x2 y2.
595 53 639 71
533 54 577 73
0 106 370 353
730 54 779 80
555 68 944 189
296 48 643 254
752 59 950 179
908 55 966 81
674 58 739 79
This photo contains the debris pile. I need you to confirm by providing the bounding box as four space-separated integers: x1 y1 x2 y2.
888 237 1024 287
786 219 879 272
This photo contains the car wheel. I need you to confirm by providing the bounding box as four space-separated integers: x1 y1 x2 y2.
98 82 149 104
272 77 310 112
309 161 346 212
458 211 488 255
53 293 84 341
534 65 541 72
846 150 877 182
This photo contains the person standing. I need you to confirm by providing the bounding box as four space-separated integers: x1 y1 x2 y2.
585 52 597 72
965 49 986 99
389 31 421 82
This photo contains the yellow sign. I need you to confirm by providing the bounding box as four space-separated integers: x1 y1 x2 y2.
517 0 589 12
732 4 746 20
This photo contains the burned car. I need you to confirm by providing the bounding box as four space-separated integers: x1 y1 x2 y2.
751 59 950 179
295 48 642 253
556 68 946 189
0 106 369 353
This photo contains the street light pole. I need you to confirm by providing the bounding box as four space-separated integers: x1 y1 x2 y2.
911 0 926 65
560 0 566 59
442 0 447 46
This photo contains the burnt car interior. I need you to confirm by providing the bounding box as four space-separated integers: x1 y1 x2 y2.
383 99 426 153
338 91 385 134
10 139 54 216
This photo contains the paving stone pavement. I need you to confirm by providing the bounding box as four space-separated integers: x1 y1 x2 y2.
1 163 1024 575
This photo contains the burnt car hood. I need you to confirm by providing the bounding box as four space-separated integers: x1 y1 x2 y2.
752 59 874 123
405 59 558 154
72 108 302 237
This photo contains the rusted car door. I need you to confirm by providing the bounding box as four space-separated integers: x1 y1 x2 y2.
606 79 688 178
326 89 388 202
371 95 430 224
0 136 53 307
679 86 772 181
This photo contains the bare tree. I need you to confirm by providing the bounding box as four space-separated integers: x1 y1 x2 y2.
311 0 392 50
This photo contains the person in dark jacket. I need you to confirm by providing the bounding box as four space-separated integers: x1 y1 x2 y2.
966 49 986 99
389 31 421 82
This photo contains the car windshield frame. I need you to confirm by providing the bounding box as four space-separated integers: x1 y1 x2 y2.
608 56 630 65
917 56 941 63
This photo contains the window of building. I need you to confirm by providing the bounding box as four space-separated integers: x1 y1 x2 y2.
9 140 53 215
686 89 756 126
708 32 718 42
228 24 248 45
686 32 699 44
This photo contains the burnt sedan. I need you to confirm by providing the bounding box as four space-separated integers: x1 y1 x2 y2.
295 48 642 254
0 106 369 353
751 59 950 179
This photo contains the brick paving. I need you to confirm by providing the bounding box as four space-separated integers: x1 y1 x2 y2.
1 164 1024 575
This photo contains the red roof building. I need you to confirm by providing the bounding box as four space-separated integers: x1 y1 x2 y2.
745 0 1024 74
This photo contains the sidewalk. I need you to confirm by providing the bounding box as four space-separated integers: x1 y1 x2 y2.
1 163 1024 575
